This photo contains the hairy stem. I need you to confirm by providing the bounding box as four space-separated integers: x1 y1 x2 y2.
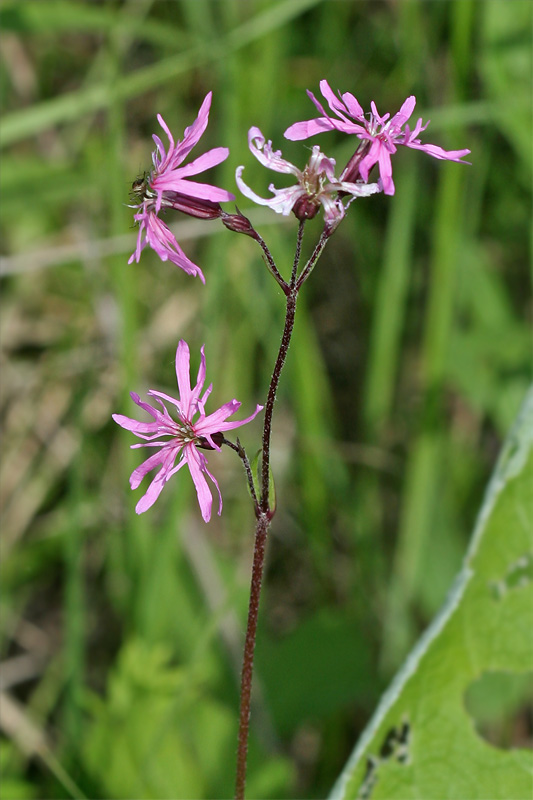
256 230 289 294
260 288 297 514
235 223 306 798
223 437 259 515
235 511 270 800
290 220 306 286
296 228 331 290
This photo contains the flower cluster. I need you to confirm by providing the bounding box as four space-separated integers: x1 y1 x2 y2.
113 340 262 521
116 83 469 520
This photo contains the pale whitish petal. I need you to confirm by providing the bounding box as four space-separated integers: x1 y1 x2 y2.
236 166 305 215
319 194 344 229
235 166 274 207
338 180 382 198
309 147 337 181
247 127 301 176
264 185 306 216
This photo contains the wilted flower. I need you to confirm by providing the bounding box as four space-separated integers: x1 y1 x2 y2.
129 92 235 281
113 340 262 521
236 127 380 230
284 80 471 196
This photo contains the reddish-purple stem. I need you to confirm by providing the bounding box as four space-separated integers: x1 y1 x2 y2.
235 511 269 800
235 220 331 799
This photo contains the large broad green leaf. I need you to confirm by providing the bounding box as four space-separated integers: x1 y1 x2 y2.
330 386 533 800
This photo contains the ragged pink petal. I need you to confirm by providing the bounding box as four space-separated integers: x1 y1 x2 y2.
283 81 470 195
113 341 262 521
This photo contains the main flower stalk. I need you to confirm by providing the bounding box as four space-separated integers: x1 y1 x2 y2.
235 220 330 800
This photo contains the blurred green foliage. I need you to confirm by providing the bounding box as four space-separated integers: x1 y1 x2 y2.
0 1 531 798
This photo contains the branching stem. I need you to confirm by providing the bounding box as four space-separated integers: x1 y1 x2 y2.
235 220 332 799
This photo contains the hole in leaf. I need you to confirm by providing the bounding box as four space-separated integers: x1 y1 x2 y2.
464 671 533 750
357 719 410 800
489 552 533 599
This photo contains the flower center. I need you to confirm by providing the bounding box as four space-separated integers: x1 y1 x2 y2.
301 165 327 201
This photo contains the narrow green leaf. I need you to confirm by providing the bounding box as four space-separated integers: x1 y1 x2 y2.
250 449 276 513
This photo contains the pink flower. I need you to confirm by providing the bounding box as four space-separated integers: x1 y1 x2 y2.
284 80 471 196
236 127 380 230
129 92 235 281
113 340 263 521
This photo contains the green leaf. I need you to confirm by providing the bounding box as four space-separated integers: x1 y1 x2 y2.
330 386 533 800
250 449 276 512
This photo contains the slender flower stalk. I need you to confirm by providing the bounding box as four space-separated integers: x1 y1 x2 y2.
235 219 335 799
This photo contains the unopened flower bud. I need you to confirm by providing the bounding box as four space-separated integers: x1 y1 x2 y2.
197 431 225 450
163 193 224 220
291 195 320 221
221 209 260 240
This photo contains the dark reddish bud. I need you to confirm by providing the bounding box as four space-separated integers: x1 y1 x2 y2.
197 431 225 450
164 192 223 219
291 195 320 221
221 208 260 240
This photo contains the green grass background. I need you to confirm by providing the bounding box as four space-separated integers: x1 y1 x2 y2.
1 1 531 798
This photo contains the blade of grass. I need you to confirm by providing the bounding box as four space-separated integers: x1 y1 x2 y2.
0 0 324 147
381 161 468 672
363 160 418 436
